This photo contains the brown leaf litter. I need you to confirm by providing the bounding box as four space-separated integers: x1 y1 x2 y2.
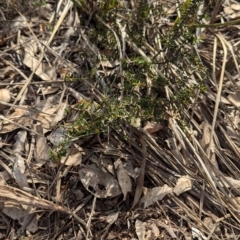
1 0 240 239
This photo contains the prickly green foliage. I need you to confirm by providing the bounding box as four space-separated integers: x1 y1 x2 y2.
62 0 209 145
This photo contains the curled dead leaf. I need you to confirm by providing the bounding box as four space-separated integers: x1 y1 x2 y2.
135 219 160 240
173 176 192 196
0 88 11 111
0 88 11 102
79 165 121 198
139 185 172 208
115 159 132 201
143 121 163 134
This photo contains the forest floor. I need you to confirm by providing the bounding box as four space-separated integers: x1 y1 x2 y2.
1 0 240 239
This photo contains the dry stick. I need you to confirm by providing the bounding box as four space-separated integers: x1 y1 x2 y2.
0 158 12 177
49 0 65 24
0 101 53 115
131 135 147 209
209 0 225 24
0 81 67 86
199 180 205 220
0 115 43 137
193 18 240 28
43 146 71 199
0 150 14 164
24 133 39 197
54 132 64 238
72 196 92 215
168 117 187 151
86 196 96 239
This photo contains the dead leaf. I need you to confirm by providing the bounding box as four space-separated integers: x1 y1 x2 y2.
48 127 66 146
231 196 240 210
227 92 240 107
79 165 121 198
12 130 27 153
36 109 56 132
192 226 207 240
0 110 34 134
10 15 28 34
34 124 50 166
23 53 57 81
3 203 30 221
13 154 29 189
143 121 163 134
157 222 177 239
202 217 221 235
138 185 172 208
101 157 115 175
123 161 140 179
52 101 67 125
200 121 218 169
0 88 11 111
221 176 240 189
61 146 82 166
101 211 119 240
231 4 240 11
3 202 38 233
20 36 57 81
34 96 66 131
135 219 159 240
115 159 132 201
173 176 192 196
11 130 29 189
224 6 235 15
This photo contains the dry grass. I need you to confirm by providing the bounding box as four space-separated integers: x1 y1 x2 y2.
0 0 240 239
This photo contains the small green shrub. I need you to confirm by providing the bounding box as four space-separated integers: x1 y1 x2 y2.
50 0 209 160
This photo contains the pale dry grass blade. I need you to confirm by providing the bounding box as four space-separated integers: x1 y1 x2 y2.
176 124 221 200
0 185 68 213
212 37 217 85
222 36 240 77
209 34 227 158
